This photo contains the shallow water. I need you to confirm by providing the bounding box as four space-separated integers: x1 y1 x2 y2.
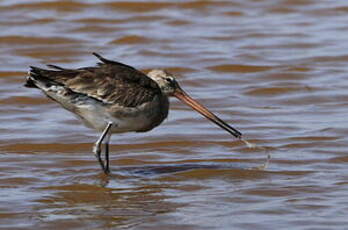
1 0 348 229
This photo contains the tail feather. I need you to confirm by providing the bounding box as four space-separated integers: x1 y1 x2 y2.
24 66 62 89
24 75 37 88
24 66 43 88
29 66 50 76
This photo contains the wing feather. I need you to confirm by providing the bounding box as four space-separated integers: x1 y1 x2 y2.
26 53 161 108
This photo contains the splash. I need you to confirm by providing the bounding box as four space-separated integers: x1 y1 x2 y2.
241 139 257 148
240 137 271 170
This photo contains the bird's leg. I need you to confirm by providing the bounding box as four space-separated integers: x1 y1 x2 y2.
93 122 113 174
104 132 112 174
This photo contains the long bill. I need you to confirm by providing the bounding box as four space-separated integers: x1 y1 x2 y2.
173 88 242 139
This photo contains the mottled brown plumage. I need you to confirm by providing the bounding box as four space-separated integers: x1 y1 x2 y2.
29 53 161 108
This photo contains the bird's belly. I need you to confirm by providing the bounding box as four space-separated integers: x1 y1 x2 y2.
75 96 169 133
109 114 158 133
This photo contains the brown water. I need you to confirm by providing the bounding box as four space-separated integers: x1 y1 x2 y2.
1 0 348 229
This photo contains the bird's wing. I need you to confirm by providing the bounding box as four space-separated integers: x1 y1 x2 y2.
28 53 161 108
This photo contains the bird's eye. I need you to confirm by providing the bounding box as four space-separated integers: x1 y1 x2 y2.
165 78 172 82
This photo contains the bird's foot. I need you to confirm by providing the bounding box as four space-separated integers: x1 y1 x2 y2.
103 167 110 174
93 143 108 173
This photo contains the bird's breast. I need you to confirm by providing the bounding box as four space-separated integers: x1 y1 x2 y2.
106 93 169 133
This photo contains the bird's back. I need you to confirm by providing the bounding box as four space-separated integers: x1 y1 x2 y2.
25 53 169 132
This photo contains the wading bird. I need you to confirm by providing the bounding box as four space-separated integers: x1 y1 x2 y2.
25 53 242 174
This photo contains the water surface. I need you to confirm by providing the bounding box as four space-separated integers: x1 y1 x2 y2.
1 0 348 229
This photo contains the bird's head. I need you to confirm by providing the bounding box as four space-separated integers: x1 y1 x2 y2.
147 69 180 96
147 69 242 139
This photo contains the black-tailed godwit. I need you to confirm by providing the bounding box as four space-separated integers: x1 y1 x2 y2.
25 53 242 174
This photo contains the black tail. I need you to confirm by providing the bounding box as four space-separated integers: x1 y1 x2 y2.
24 66 57 89
24 75 37 88
24 66 42 88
